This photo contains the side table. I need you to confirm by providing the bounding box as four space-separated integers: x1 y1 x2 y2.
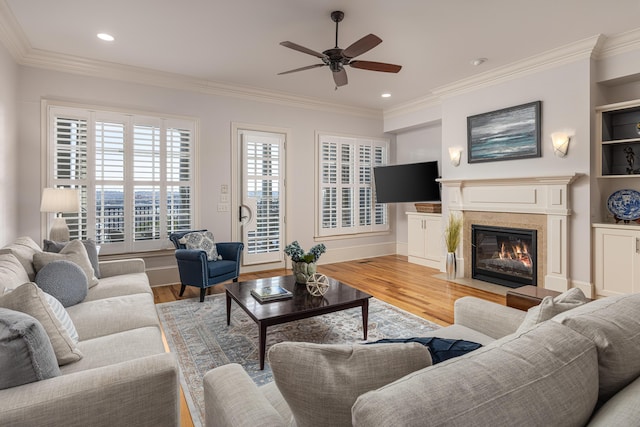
506 286 561 311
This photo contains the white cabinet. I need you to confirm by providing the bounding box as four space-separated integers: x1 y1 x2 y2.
593 224 640 297
406 212 441 269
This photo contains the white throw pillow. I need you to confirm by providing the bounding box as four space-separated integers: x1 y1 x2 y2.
269 342 432 427
516 287 589 334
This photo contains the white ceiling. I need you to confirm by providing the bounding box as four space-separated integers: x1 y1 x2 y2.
5 0 640 111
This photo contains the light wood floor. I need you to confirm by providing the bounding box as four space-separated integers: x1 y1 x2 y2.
152 254 507 427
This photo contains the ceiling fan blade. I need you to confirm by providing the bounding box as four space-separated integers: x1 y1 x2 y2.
342 34 382 59
278 64 326 75
349 60 402 73
280 41 327 59
333 68 348 87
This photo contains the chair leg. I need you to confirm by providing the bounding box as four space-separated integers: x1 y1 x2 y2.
179 285 186 296
200 288 206 302
233 277 239 282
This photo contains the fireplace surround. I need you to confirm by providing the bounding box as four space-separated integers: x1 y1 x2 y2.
439 175 579 292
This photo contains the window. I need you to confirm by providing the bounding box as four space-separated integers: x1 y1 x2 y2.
46 103 196 254
317 133 388 237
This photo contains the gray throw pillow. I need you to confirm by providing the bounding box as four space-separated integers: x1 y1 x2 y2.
0 308 61 389
35 260 88 307
43 239 101 279
515 288 589 334
269 342 432 427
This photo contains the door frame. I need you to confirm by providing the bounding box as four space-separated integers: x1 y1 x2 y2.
231 122 291 273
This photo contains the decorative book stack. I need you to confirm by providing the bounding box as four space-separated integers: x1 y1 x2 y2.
250 286 293 303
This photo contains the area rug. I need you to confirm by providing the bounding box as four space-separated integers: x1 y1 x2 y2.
156 294 440 426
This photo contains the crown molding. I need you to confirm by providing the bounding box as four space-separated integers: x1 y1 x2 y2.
432 34 603 100
593 27 640 60
383 94 440 120
0 2 380 119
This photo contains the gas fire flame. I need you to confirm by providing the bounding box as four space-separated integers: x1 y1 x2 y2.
499 242 532 268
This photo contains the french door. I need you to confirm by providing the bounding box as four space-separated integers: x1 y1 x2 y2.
237 129 286 266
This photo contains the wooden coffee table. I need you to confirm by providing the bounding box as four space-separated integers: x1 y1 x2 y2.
225 275 372 369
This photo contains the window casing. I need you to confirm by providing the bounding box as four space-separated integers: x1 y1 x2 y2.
46 104 196 254
317 133 388 237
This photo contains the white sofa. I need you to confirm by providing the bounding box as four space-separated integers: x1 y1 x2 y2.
204 292 640 426
0 237 179 426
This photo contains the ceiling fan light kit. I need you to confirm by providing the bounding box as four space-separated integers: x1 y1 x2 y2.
278 10 402 88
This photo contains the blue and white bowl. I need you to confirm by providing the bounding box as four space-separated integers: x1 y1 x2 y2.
607 189 640 221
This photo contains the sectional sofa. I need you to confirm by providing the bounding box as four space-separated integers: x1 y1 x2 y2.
0 236 179 426
204 290 640 426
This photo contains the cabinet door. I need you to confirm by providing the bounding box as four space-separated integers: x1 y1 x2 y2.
407 215 426 258
594 227 640 296
424 216 442 262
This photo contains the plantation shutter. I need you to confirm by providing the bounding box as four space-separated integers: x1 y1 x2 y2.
47 104 196 254
317 134 388 237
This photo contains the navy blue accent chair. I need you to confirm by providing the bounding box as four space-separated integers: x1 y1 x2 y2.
169 230 244 302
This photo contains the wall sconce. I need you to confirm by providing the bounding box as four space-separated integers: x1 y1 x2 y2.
551 132 571 158
449 147 462 167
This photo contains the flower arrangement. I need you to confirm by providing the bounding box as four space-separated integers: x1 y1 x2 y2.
444 213 462 253
284 241 326 263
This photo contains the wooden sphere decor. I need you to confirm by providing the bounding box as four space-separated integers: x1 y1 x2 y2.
306 273 330 296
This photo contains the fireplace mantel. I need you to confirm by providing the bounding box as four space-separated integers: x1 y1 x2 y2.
438 174 581 292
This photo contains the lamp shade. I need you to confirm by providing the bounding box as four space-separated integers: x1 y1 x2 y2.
40 188 80 213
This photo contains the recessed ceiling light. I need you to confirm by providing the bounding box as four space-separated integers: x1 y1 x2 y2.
471 58 487 66
97 33 115 42
381 93 391 98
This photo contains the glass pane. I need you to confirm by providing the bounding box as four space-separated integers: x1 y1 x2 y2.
133 186 160 241
95 185 125 243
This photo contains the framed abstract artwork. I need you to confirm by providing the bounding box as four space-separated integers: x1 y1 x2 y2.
467 101 541 163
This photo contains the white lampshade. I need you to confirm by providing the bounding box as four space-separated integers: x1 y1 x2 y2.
40 188 80 214
40 188 80 241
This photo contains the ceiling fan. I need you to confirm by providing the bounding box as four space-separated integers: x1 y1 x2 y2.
278 10 402 88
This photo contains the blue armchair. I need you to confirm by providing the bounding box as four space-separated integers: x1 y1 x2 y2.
169 230 244 302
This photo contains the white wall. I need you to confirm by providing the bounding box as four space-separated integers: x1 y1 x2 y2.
393 123 442 255
15 66 396 269
0 42 18 246
390 59 593 287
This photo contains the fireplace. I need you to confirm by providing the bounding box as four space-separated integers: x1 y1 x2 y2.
471 225 537 288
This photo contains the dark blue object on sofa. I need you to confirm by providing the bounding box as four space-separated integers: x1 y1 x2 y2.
169 230 244 302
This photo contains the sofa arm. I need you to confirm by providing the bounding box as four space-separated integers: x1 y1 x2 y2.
454 297 526 339
215 242 244 262
204 363 286 427
99 258 146 277
0 353 179 427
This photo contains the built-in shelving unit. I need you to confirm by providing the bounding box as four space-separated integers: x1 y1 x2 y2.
594 99 640 296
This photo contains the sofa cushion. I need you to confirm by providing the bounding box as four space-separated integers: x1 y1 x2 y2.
181 231 220 261
33 240 99 288
352 321 599 427
0 253 31 295
207 259 237 278
516 287 589 334
0 236 42 281
552 292 640 404
60 326 166 375
66 293 159 340
35 260 88 307
84 272 151 302
588 374 640 426
0 308 61 389
269 341 432 427
43 239 101 279
0 282 82 365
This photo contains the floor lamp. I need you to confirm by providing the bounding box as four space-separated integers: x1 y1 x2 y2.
40 188 80 242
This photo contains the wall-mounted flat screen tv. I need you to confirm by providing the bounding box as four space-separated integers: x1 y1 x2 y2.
373 161 440 203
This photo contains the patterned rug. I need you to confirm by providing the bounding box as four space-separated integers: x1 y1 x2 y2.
156 293 440 426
